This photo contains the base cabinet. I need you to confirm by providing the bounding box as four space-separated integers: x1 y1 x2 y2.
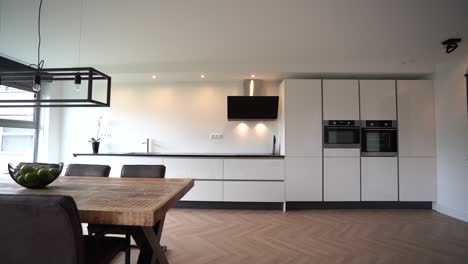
182 180 223 201
399 158 436 201
361 157 398 201
324 157 360 201
285 157 322 201
223 181 284 202
164 158 223 179
223 159 284 180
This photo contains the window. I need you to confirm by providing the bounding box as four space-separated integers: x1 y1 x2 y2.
0 85 38 176
0 86 35 121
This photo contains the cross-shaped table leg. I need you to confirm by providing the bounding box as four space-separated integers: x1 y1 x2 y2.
132 216 168 264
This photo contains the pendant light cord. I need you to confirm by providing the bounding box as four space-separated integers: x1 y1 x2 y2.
30 0 44 70
77 0 84 68
37 0 43 69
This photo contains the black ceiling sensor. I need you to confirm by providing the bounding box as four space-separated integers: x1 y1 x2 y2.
442 38 462 54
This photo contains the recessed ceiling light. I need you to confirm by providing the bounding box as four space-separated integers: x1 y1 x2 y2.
251 74 256 78
200 74 205 78
151 75 157 79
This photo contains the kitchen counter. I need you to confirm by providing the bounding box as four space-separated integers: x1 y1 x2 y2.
72 153 285 158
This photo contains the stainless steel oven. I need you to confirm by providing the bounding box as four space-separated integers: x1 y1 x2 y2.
361 120 398 157
323 120 360 148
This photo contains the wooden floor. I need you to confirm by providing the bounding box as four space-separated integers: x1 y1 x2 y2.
112 209 468 264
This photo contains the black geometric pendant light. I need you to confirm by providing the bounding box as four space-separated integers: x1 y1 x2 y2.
0 0 111 107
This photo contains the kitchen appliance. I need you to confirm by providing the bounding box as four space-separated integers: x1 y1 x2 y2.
227 96 279 120
361 120 398 157
227 79 279 120
323 120 360 148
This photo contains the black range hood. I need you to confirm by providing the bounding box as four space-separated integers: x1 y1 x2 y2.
227 96 279 120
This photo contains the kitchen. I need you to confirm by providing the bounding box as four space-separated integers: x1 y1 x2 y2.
0 0 468 264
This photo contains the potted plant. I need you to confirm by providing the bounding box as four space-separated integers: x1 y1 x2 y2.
89 116 102 154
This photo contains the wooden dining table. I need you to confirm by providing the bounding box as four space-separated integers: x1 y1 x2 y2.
0 176 194 264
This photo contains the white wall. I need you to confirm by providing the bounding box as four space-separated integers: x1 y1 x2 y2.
433 53 468 222
56 80 281 164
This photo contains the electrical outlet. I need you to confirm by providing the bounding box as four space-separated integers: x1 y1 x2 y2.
100 133 112 139
210 133 223 140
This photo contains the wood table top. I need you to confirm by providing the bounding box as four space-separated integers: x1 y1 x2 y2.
0 176 194 227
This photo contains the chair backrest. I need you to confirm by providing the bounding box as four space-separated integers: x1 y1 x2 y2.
0 194 85 264
65 164 111 177
120 165 166 178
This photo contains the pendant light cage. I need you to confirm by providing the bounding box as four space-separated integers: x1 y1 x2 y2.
0 67 111 107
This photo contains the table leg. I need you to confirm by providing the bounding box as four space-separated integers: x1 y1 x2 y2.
132 216 168 264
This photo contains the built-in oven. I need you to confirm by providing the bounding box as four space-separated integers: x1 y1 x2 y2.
323 120 360 148
361 120 398 157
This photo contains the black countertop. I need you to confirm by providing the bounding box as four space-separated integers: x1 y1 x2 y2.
73 152 285 158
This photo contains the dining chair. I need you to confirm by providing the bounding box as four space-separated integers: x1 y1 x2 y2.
65 164 111 177
88 164 167 264
120 164 166 178
0 194 127 264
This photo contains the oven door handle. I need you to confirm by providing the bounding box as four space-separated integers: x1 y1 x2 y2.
362 128 397 131
326 126 360 130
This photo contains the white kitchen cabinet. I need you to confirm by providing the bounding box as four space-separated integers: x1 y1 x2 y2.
181 180 223 201
223 159 284 180
399 158 436 201
324 157 360 201
360 80 396 120
285 157 322 201
397 80 436 157
164 158 223 179
223 181 284 202
323 80 360 120
361 157 398 201
283 79 322 157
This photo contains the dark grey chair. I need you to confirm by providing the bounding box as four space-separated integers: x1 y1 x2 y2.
88 165 167 264
120 165 166 178
0 194 126 264
65 164 111 177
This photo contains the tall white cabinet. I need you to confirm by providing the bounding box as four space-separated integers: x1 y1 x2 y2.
322 80 361 201
323 80 360 120
359 80 398 201
282 80 323 201
397 80 436 201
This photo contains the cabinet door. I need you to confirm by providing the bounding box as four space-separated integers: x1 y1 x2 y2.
361 157 398 201
164 158 223 179
285 157 322 201
323 80 360 120
223 159 284 180
399 158 436 201
223 181 284 202
284 80 322 157
397 80 436 157
360 80 396 120
324 157 360 201
182 180 223 201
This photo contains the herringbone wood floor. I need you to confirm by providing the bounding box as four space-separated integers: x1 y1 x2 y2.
112 209 468 264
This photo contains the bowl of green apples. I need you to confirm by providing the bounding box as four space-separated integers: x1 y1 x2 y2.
8 162 63 189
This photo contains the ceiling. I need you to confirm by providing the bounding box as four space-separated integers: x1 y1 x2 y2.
0 0 467 82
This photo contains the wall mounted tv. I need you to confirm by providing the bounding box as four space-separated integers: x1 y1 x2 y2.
227 96 279 120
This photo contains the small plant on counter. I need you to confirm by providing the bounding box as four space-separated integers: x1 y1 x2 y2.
88 137 100 143
89 116 103 154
